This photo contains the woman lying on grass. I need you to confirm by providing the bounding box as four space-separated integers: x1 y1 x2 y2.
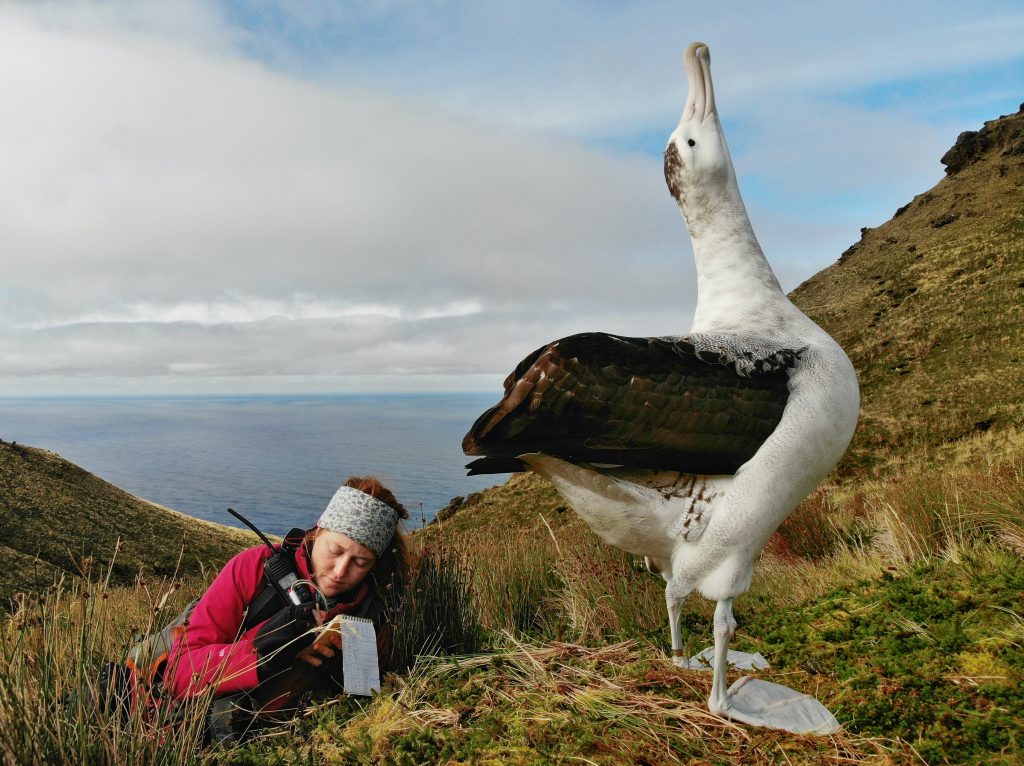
162 476 410 742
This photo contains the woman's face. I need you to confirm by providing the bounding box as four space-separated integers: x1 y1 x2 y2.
310 530 376 598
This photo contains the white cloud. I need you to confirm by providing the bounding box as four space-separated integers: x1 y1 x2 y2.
0 4 697 392
1 0 1021 394
22 296 486 329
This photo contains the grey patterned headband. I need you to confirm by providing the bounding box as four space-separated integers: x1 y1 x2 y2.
317 486 399 557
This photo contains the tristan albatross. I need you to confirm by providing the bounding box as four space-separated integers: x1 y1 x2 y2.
462 42 860 734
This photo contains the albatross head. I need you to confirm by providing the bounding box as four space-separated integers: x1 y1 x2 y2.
663 42 738 210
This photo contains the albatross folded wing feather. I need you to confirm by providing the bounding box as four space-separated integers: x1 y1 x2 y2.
463 332 801 476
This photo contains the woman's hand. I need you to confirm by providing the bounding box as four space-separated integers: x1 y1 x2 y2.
252 601 323 682
296 629 342 667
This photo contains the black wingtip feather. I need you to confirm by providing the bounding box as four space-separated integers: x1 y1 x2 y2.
465 457 527 476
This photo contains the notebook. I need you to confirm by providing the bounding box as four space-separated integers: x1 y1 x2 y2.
314 614 380 696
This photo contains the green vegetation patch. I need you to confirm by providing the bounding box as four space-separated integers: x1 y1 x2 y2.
741 550 1024 764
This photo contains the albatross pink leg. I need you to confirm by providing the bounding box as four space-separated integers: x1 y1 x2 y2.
705 597 841 734
708 598 736 714
667 593 687 666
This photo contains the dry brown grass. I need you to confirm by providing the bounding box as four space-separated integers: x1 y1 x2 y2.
0 560 220 766
296 639 920 765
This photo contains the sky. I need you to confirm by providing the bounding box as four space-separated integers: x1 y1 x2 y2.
1 0 1022 396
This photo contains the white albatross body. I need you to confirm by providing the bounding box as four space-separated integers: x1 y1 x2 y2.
463 42 859 734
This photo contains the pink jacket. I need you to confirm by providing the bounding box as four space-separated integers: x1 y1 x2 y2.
165 543 370 701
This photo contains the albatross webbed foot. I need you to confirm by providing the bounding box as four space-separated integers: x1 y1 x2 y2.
706 598 839 735
719 676 840 734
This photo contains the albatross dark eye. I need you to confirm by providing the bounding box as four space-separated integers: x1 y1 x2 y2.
687 139 696 147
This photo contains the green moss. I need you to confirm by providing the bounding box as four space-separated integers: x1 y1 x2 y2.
741 551 1024 763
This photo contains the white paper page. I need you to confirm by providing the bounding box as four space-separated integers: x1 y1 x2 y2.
336 615 380 696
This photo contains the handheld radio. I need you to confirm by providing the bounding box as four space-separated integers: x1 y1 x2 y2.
227 507 316 606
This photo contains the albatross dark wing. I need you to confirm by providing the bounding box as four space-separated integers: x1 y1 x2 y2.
462 332 800 475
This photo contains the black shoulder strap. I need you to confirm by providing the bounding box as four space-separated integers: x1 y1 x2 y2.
241 578 283 633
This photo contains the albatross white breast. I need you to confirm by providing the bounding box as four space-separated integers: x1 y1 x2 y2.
462 42 859 734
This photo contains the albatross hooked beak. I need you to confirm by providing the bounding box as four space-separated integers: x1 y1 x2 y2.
682 42 716 124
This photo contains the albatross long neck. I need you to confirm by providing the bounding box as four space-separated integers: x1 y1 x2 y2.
684 179 790 333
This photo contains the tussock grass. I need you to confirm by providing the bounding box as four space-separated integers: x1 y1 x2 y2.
437 516 668 645
387 542 485 673
859 456 1024 566
748 446 1023 617
247 640 916 765
431 513 671 648
457 529 563 637
0 558 221 766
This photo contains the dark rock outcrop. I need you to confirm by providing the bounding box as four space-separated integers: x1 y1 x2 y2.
433 491 483 523
941 103 1024 175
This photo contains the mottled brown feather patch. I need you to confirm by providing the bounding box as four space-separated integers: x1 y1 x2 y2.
664 142 685 201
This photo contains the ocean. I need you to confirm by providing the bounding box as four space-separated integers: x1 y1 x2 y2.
0 394 507 535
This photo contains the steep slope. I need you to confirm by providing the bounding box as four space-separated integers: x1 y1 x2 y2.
0 440 257 601
790 105 1024 475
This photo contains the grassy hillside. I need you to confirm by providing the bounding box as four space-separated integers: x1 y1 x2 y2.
0 439 257 601
791 104 1024 476
0 109 1021 764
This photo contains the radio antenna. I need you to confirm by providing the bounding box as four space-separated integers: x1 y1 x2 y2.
227 507 276 553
